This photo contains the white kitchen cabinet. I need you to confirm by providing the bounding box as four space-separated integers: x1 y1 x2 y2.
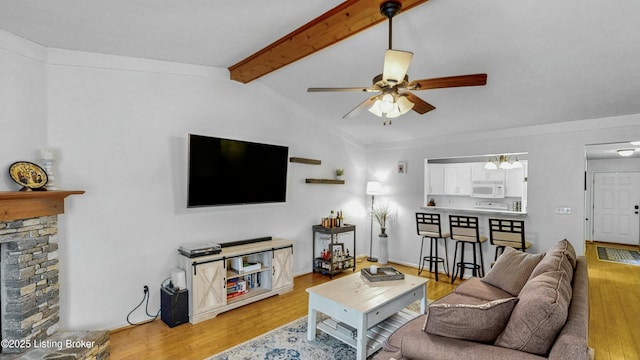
426 164 445 195
471 164 506 181
505 161 527 197
444 166 471 195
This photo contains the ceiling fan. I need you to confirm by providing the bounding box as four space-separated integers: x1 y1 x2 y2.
307 1 487 124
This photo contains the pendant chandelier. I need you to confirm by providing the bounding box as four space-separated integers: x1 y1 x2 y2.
484 155 523 170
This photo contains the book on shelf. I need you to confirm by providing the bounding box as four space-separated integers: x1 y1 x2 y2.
227 290 248 299
243 273 261 288
226 280 246 294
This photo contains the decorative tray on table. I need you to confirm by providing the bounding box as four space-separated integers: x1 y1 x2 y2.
361 267 405 282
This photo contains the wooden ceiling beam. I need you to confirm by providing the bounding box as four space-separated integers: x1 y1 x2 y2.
228 0 430 84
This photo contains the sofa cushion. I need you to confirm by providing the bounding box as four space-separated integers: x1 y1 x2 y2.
424 293 518 343
529 240 575 283
495 270 572 355
548 257 590 360
454 277 514 301
375 315 551 360
481 247 545 296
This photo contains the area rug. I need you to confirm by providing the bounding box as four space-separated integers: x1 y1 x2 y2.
597 246 640 266
206 301 426 360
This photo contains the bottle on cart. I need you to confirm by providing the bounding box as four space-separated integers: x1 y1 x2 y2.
329 210 337 227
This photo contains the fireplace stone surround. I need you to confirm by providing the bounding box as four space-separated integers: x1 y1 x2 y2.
0 191 109 359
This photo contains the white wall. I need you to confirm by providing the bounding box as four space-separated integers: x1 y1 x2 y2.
1 31 369 330
365 116 640 274
0 30 48 188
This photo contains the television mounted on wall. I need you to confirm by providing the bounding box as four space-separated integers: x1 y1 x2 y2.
188 134 288 207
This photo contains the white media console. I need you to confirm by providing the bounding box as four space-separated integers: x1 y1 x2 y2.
179 238 294 324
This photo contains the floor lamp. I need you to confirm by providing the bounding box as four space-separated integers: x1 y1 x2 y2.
366 181 382 262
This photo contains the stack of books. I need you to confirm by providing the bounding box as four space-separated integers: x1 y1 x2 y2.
226 279 247 299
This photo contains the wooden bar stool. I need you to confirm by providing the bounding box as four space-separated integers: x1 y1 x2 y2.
449 215 487 283
416 213 450 281
488 218 531 260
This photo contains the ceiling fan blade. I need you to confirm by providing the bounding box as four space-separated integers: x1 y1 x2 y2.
382 49 413 85
409 74 487 90
307 87 379 93
405 92 436 114
343 96 378 119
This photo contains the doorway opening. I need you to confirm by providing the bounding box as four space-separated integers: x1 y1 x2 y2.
585 142 640 246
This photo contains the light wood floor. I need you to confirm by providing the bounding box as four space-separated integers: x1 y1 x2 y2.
109 259 459 360
110 243 639 359
586 241 640 360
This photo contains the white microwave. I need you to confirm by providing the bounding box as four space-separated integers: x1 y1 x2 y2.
471 180 505 198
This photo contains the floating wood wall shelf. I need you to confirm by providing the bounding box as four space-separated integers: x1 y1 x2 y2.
289 157 321 165
305 179 345 185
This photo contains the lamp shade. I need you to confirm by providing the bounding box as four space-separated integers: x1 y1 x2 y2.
368 99 384 117
366 181 382 195
379 94 395 113
396 95 414 114
484 160 498 170
511 159 523 168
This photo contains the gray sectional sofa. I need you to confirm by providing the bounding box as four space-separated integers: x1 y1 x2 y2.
373 239 590 360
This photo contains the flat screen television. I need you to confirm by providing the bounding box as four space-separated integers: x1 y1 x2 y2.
188 134 288 207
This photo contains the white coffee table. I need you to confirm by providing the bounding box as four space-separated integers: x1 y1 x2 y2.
306 270 427 360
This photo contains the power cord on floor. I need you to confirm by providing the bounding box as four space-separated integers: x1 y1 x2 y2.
126 281 165 326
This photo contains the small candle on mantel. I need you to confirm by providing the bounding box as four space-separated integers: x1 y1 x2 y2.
40 149 55 160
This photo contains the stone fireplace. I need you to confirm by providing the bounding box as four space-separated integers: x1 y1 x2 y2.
0 191 109 359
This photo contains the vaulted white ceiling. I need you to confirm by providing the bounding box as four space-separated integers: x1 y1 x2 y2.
1 0 639 145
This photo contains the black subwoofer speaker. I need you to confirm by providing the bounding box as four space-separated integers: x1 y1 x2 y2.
160 287 189 327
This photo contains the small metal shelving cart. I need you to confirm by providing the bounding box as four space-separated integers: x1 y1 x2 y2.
312 224 356 278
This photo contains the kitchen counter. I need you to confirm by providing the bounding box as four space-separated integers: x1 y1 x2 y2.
420 206 527 217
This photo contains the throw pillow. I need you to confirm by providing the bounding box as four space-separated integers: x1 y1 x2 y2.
495 270 572 356
481 246 545 296
423 294 518 343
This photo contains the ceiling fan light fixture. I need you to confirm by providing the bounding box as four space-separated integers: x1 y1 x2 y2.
368 93 413 120
308 0 487 121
